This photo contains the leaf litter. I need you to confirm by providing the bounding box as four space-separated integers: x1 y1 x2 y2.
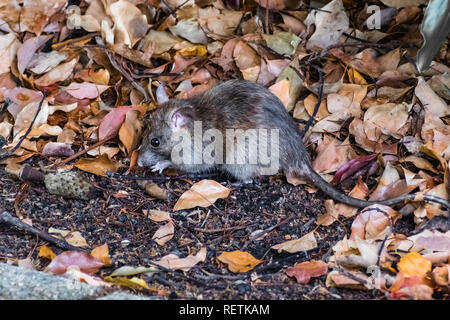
0 0 448 300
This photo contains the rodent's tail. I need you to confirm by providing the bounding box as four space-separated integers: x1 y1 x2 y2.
303 165 450 210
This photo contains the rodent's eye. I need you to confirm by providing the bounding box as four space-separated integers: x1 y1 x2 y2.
151 138 160 147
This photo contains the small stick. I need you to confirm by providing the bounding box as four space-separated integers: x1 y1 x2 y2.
194 224 253 234
0 211 88 252
54 134 115 167
242 214 295 249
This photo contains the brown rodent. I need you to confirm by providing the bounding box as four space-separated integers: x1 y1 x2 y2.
138 80 450 209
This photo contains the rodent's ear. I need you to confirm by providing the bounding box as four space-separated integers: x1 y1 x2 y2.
171 107 193 131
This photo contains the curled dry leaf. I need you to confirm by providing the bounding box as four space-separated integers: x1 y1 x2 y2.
45 251 104 275
271 231 317 253
34 58 78 87
173 179 230 211
152 222 174 246
119 109 142 155
137 180 168 200
217 250 262 273
284 260 328 284
363 103 409 141
152 247 207 271
233 40 260 82
304 0 349 50
99 106 137 140
350 204 399 240
109 0 149 47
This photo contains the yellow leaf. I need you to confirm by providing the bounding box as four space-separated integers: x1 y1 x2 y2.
38 245 56 260
347 68 368 85
105 276 150 290
179 45 208 56
173 179 230 211
74 154 119 177
91 244 112 267
398 252 432 277
217 250 262 273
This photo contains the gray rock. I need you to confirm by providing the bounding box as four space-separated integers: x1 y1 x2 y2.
0 263 160 300
0 263 102 300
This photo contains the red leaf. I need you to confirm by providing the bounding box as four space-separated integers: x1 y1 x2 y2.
45 251 104 275
284 260 328 284
98 106 137 140
331 154 377 185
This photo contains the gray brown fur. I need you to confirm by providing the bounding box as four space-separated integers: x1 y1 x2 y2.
138 80 450 209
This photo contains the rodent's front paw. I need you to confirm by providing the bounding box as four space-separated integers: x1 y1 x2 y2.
151 160 172 174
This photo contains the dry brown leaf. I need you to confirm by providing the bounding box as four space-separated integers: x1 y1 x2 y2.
152 222 174 246
271 231 317 253
152 247 207 271
173 179 230 211
350 204 399 240
48 228 89 247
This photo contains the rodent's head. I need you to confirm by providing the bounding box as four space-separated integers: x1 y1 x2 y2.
137 100 194 167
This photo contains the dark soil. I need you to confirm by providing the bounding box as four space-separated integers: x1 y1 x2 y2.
0 164 388 300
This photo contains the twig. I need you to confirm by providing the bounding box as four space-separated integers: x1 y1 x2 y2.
53 134 115 167
194 224 253 234
0 211 88 252
0 95 46 162
242 214 295 249
289 63 324 136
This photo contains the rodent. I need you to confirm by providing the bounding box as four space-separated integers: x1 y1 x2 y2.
138 80 450 209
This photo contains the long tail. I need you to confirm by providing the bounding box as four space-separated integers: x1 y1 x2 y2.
305 165 450 210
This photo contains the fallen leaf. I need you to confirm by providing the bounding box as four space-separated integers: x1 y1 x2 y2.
152 247 207 271
271 231 318 253
45 251 104 275
284 260 328 284
398 252 432 277
74 154 119 177
217 250 262 273
304 0 349 50
38 245 56 260
90 244 112 267
152 222 174 246
173 179 230 211
350 205 399 240
48 228 89 247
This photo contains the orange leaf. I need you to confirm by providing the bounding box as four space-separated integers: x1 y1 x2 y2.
217 251 262 273
74 154 119 177
397 252 432 277
91 244 112 267
38 245 56 260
